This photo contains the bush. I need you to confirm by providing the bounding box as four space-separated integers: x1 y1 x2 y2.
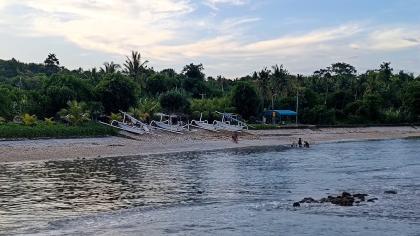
22 113 37 126
58 100 90 125
0 122 117 139
44 117 55 126
191 97 234 120
302 105 336 125
159 90 190 114
231 82 261 119
95 73 138 114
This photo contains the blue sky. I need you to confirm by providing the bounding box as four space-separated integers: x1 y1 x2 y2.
0 0 419 78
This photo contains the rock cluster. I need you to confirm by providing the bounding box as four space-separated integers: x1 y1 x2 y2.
293 192 381 207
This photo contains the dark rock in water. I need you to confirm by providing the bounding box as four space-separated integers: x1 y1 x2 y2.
299 197 318 203
342 192 351 197
367 198 378 202
384 190 397 194
331 196 354 206
295 192 370 207
196 190 203 194
319 198 329 203
293 202 301 207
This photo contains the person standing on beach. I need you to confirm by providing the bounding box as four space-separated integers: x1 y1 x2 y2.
232 132 239 143
298 138 302 148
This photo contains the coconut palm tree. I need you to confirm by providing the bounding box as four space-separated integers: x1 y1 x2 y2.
124 51 148 78
100 62 120 74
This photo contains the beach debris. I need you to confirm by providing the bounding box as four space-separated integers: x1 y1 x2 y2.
384 190 397 194
294 192 373 207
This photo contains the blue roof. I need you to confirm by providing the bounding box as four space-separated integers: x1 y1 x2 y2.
263 110 297 116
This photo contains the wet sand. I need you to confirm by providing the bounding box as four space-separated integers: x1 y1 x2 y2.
0 126 419 163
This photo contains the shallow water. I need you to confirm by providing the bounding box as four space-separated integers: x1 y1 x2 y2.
1 139 419 235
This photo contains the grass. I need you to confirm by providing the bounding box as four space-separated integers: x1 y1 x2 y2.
249 124 281 130
0 122 117 139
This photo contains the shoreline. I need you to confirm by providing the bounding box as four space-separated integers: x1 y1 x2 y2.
1 126 419 163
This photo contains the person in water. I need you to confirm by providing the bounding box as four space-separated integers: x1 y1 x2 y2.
304 141 310 148
298 138 302 148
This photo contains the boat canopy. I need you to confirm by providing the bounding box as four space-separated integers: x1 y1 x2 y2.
263 110 297 117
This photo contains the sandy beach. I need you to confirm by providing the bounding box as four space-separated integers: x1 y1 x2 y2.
0 126 419 163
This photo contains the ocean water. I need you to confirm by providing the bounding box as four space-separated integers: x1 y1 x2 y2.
0 139 419 235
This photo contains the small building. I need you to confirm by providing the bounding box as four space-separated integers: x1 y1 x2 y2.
262 110 297 125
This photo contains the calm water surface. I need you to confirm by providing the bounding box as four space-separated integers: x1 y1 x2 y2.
0 139 419 235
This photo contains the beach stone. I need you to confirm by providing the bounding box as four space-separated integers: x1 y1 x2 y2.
384 190 397 194
367 198 378 202
342 192 351 197
293 202 301 207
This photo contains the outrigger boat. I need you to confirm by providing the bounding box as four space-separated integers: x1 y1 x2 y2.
150 113 189 134
120 111 151 133
190 113 219 132
99 111 150 135
213 111 248 132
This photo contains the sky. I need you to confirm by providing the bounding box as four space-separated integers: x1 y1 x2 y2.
0 0 420 78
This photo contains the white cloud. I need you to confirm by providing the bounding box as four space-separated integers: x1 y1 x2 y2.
1 1 420 77
366 28 420 50
0 0 194 54
203 0 248 10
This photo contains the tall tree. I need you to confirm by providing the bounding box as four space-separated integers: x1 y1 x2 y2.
182 63 207 98
100 62 120 74
44 53 60 75
269 64 288 109
256 67 271 109
123 51 148 82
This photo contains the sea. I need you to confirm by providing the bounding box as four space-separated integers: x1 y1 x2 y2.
0 138 419 235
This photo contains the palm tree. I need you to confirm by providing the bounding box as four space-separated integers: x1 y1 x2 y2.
270 64 288 109
58 100 90 125
256 67 271 109
100 62 120 74
124 51 148 78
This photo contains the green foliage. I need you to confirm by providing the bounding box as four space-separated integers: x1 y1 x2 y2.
302 105 336 125
95 73 138 113
109 112 122 121
0 117 6 124
159 90 190 114
249 124 280 130
0 122 116 139
58 100 90 125
21 113 37 126
191 97 234 120
403 81 420 121
1 57 420 127
42 73 93 116
129 98 160 122
0 85 14 119
145 73 178 96
231 82 261 119
44 117 55 126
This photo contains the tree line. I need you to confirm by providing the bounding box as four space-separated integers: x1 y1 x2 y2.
0 51 419 125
